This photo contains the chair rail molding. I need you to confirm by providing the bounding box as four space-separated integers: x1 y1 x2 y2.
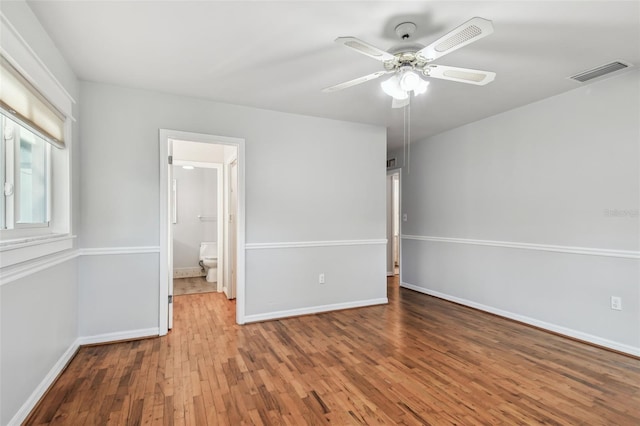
78 246 161 256
402 234 640 259
245 239 387 250
0 246 161 285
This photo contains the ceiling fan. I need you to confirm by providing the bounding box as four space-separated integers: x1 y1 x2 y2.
323 17 496 108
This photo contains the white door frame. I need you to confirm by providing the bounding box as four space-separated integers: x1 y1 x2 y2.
159 129 246 333
386 168 402 281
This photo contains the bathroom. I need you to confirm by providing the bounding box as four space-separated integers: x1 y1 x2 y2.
171 139 237 297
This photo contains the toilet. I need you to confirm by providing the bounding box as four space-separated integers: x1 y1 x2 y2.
199 242 218 283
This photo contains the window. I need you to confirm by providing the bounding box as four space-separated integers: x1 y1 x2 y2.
0 51 73 267
0 8 78 271
1 113 51 232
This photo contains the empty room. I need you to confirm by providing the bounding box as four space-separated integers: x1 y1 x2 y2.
0 1 638 424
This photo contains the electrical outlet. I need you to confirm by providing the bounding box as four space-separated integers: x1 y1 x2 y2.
611 296 622 311
319 273 325 284
402 213 408 222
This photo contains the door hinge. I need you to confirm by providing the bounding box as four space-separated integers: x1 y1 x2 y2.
168 155 173 165
4 182 14 196
168 295 173 304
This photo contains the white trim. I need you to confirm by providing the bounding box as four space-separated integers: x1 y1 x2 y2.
402 235 640 259
79 246 160 256
7 338 80 426
78 328 159 346
1 246 162 285
173 160 221 169
400 281 640 357
245 239 387 250
244 298 388 323
0 246 77 286
0 234 76 266
0 11 76 118
387 271 395 277
6 326 159 425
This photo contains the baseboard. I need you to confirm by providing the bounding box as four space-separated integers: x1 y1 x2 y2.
244 298 388 323
8 328 160 425
173 267 204 278
8 338 81 426
400 281 640 357
78 327 159 346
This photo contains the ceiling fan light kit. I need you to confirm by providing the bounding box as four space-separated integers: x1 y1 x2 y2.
381 68 430 107
323 16 497 107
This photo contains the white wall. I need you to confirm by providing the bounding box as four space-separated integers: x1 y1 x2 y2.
78 253 158 337
173 166 217 269
398 70 640 355
79 81 387 332
0 2 80 424
1 260 79 426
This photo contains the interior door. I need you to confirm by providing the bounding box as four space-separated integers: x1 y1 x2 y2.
386 174 394 275
226 159 238 300
167 141 174 329
393 173 400 272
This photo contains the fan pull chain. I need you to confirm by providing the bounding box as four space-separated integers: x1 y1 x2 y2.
407 95 411 175
403 103 407 168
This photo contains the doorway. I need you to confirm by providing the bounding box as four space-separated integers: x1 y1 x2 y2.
171 158 223 296
386 170 401 278
159 129 246 334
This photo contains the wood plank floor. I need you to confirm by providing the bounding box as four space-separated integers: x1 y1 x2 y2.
27 277 640 425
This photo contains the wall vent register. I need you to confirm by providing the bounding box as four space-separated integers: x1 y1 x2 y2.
569 61 631 83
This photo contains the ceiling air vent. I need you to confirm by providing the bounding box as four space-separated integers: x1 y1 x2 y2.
570 61 631 83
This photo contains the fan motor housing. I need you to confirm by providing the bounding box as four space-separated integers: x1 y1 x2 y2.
384 43 428 71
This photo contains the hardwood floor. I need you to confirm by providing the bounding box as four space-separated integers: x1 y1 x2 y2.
27 277 640 425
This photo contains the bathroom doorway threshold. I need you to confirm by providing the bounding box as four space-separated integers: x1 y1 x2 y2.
174 276 218 296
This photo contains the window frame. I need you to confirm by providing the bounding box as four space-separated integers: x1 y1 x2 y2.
1 113 53 234
0 36 75 268
0 115 73 266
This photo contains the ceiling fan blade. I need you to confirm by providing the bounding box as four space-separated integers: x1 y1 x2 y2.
425 65 496 85
335 36 396 62
322 70 390 93
417 17 494 62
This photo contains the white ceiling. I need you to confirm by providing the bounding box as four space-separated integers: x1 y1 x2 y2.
26 1 640 151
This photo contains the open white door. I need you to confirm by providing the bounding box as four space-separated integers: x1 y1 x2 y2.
386 174 394 276
167 140 175 329
225 158 238 299
386 170 401 277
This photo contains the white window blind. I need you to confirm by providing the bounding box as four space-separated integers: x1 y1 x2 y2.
0 55 65 148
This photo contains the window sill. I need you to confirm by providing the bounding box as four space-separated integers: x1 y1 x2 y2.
0 234 76 268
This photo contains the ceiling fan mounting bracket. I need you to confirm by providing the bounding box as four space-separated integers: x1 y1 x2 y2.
395 22 417 40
